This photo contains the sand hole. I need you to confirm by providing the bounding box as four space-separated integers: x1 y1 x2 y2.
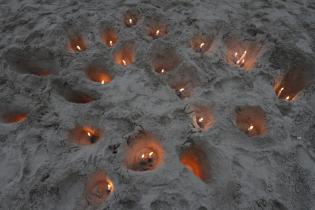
146 20 168 39
4 47 57 76
124 132 164 172
235 105 268 137
270 46 314 102
85 170 114 206
168 65 199 99
64 90 96 104
86 65 113 85
100 26 118 48
225 37 263 71
113 41 136 66
123 10 139 27
0 111 28 124
69 126 102 145
190 34 213 53
67 34 87 53
151 43 181 74
180 144 210 182
191 104 215 132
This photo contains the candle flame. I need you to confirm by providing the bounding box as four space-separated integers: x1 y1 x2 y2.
248 125 254 131
200 42 205 48
149 151 154 157
129 18 133 24
109 40 113 47
285 96 290 101
277 87 284 96
141 154 145 159
101 80 105 85
122 59 127 66
155 29 160 36
198 117 204 123
235 50 247 65
107 183 112 191
161 68 165 73
179 88 185 92
76 45 81 51
87 132 91 137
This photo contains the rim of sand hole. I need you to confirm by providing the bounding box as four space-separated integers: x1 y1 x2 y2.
179 143 211 182
124 132 165 172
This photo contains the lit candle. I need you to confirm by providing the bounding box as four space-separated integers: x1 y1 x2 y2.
129 18 133 24
248 124 254 131
109 40 113 47
200 42 205 49
101 80 105 85
179 87 185 92
160 68 165 74
234 50 247 67
122 59 127 66
285 96 290 101
155 29 160 36
198 117 204 123
278 87 284 96
76 45 81 51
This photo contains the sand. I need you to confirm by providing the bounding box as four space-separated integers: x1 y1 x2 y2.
0 0 315 209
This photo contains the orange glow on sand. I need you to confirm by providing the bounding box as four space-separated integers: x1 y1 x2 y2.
67 35 87 53
69 126 102 145
1 112 28 124
86 65 112 85
113 41 136 66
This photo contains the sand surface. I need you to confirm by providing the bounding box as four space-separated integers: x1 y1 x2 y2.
0 0 315 209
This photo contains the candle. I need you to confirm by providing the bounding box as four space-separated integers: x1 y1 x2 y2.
233 50 247 67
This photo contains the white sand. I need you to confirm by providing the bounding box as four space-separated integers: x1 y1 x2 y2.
0 0 315 209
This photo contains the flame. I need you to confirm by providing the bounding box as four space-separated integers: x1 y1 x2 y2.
277 87 284 96
198 117 204 123
141 154 145 159
122 59 127 66
107 183 112 191
76 45 81 51
149 151 154 157
129 18 133 24
285 96 290 101
248 124 254 131
160 68 165 74
234 50 247 65
200 42 205 48
101 80 105 85
87 132 92 137
155 29 160 36
109 40 113 47
179 88 185 92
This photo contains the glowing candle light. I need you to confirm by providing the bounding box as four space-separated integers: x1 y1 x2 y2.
200 42 205 48
198 117 204 123
129 18 133 24
179 87 185 92
109 40 113 47
122 59 127 66
248 124 254 131
156 29 160 36
101 80 105 85
285 96 290 101
87 131 91 137
149 151 154 157
107 183 112 192
76 45 81 51
160 68 165 74
141 154 145 159
278 87 284 96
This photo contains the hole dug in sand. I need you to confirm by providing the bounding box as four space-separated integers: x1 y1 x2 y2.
168 65 199 100
180 144 210 182
67 34 87 53
69 126 102 145
100 26 118 48
86 64 113 85
123 10 139 27
0 110 28 124
85 170 114 206
225 37 263 71
235 105 268 137
190 104 215 132
190 34 213 54
113 41 136 67
146 18 168 39
64 90 96 104
124 132 165 172
151 42 182 74
4 47 57 76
